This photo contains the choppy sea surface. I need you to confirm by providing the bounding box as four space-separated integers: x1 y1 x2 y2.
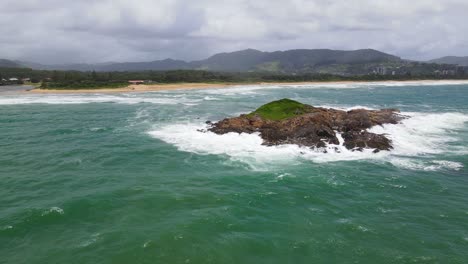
1 81 468 263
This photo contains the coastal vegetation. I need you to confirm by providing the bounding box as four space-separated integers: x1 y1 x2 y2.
247 99 310 121
41 80 128 90
1 66 468 89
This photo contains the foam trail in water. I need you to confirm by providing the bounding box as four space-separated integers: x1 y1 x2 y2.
3 80 468 105
0 94 202 105
369 112 468 155
41 207 64 216
201 80 468 95
149 123 386 170
148 112 468 171
149 124 303 168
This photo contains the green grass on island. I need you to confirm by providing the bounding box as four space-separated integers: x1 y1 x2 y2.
248 98 311 120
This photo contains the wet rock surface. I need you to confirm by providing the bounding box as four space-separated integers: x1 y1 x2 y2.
208 99 405 151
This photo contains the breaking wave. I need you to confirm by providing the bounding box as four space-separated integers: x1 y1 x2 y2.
3 80 468 105
148 112 468 171
0 94 202 105
41 207 64 216
201 80 468 95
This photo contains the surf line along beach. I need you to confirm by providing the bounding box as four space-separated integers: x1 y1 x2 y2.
25 80 468 94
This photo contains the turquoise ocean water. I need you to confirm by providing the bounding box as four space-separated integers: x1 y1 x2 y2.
1 82 468 263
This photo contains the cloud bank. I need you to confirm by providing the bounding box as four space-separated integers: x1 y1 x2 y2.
1 0 467 63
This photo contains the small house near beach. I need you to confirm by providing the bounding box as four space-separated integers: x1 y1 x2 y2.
128 80 145 85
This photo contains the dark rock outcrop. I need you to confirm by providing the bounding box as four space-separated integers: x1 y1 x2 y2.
208 99 404 152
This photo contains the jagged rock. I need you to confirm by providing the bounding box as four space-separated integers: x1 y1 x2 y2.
208 99 404 152
342 131 392 151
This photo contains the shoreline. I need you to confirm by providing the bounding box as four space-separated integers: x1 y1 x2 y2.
26 80 468 94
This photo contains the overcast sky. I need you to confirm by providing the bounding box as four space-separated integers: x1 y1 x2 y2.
1 0 467 64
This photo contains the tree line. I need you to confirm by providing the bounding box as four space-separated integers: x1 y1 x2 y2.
1 67 467 89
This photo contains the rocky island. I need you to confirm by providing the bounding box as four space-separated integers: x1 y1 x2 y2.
208 99 405 152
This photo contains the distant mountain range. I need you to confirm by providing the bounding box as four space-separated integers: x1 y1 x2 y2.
429 56 468 66
1 49 400 72
190 49 402 73
0 59 22 68
1 48 466 75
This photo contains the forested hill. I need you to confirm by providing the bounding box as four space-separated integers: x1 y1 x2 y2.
191 48 401 72
0 59 22 68
429 56 468 66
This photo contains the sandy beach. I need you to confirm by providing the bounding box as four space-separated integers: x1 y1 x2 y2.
26 80 468 94
28 83 237 94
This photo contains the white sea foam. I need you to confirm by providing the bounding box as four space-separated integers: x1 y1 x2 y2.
203 96 220 101
1 225 13 231
0 94 201 105
2 81 467 105
148 112 468 171
149 123 386 170
276 173 294 179
201 80 468 95
41 206 64 216
90 127 106 132
143 240 153 248
389 159 464 171
78 233 101 248
369 112 468 155
316 105 377 111
430 160 464 171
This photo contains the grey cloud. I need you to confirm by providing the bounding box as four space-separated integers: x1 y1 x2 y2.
0 0 467 64
62 2 204 39
329 25 390 32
